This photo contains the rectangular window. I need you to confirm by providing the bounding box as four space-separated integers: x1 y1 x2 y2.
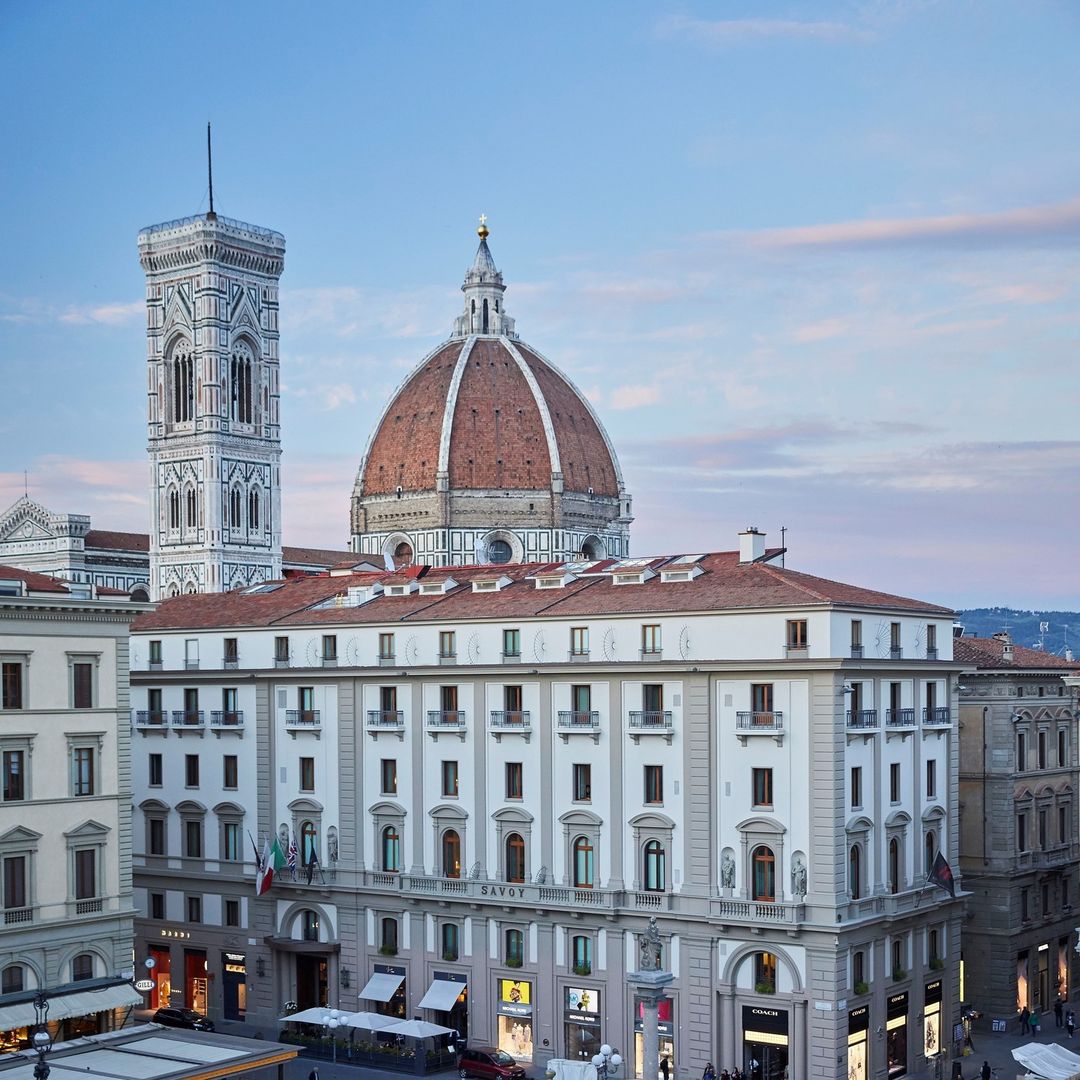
1021 888 1030 921
570 627 589 656
2 855 26 910
1017 732 1026 771
74 848 96 898
1043 882 1051 915
72 748 95 797
378 632 395 660
185 754 199 788
72 662 93 708
504 684 523 711
572 684 592 714
322 634 337 661
1060 729 1068 767
223 637 238 664
299 686 315 720
890 762 901 803
752 768 773 808
441 760 459 798
2 662 23 709
379 685 397 713
1039 731 1047 770
149 640 162 666
502 628 521 657
299 757 315 792
644 765 663 805
148 817 166 855
2 751 24 802
926 760 937 799
786 619 808 649
184 639 199 668
573 763 591 801
222 687 238 716
184 819 202 859
853 950 865 987
225 898 240 927
274 636 289 662
644 683 664 712
440 685 458 712
505 762 523 800
892 940 903 976
751 683 773 714
222 822 241 862
1039 809 1048 850
149 753 163 787
926 624 937 653
439 631 456 658
148 687 163 721
150 892 165 919
187 895 202 923
1061 806 1069 845
890 622 901 651
223 755 238 790
641 624 661 655
1018 812 1028 852
850 766 862 808
380 758 397 795
851 619 863 652
183 686 199 723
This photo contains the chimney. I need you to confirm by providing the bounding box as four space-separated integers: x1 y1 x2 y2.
739 527 766 564
993 631 1014 663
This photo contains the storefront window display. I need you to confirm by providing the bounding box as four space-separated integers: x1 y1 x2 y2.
223 951 246 1021
149 946 172 1011
886 992 908 1079
634 996 674 1078
742 1006 788 1080
184 949 208 1014
565 986 601 1061
847 1005 869 1080
923 981 942 1062
497 979 533 1060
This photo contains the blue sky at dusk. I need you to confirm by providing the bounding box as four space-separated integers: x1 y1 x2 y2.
1 2 1078 609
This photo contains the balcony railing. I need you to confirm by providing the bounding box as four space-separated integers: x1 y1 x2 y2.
923 707 951 726
223 655 239 669
850 644 864 659
890 647 903 660
501 651 521 663
184 659 199 670
210 710 244 728
377 655 396 667
735 710 784 745
568 650 590 662
286 710 321 727
171 710 205 728
322 655 338 668
926 647 939 660
628 710 674 744
490 711 531 741
438 653 457 666
274 656 290 668
711 897 803 925
75 897 103 915
846 709 879 729
557 710 601 743
885 708 916 727
368 710 405 730
426 711 465 740
3 906 33 925
134 711 167 727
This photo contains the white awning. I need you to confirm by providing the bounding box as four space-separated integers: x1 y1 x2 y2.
358 971 405 1003
0 982 142 1031
1012 1042 1080 1080
417 978 466 1012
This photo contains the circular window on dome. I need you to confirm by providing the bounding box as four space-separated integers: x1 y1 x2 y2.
487 540 513 564
394 541 414 567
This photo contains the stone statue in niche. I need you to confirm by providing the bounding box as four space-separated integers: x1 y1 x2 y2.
721 852 735 889
638 917 663 971
792 855 807 898
327 826 339 863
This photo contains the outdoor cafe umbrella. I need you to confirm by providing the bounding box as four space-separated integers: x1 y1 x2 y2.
345 1011 402 1032
383 1018 456 1039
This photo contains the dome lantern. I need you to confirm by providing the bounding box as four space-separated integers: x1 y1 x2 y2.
452 217 516 339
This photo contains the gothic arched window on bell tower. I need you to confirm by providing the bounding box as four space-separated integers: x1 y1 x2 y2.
167 488 180 531
230 487 242 530
184 486 197 533
248 487 260 531
482 298 489 333
171 340 195 423
230 341 255 424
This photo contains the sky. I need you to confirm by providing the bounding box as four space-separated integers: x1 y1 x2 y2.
1 1 1078 610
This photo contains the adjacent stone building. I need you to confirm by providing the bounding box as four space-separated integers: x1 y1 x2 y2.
956 632 1080 1020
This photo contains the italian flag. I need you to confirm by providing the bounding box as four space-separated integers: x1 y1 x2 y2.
255 835 289 896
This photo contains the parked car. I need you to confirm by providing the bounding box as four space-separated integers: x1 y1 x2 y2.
152 1007 215 1032
458 1047 526 1080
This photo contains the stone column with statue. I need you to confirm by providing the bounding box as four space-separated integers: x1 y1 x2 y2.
630 918 675 1080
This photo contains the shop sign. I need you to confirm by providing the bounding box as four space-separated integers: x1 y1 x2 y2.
434 970 467 985
375 962 406 976
158 929 191 939
498 979 532 1018
742 1006 789 1035
565 987 599 1017
480 885 527 898
134 979 155 992
925 981 942 1005
887 992 909 1019
848 1005 870 1033
224 952 246 975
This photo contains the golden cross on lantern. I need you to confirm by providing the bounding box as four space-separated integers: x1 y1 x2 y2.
477 213 489 239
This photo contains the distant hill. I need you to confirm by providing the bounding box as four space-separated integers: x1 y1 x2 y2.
956 608 1079 656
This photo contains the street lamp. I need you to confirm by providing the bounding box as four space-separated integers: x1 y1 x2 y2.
593 1044 622 1080
31 991 52 1079
320 1008 341 1068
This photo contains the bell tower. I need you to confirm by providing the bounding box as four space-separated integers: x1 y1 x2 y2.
139 208 285 599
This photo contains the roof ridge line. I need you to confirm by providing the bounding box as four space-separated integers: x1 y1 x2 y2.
757 562 832 602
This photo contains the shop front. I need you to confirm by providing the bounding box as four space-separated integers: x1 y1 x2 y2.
923 981 942 1062
847 1005 869 1080
222 951 246 1021
886 992 908 1079
634 996 674 1079
148 946 172 1010
418 971 468 1040
360 963 407 1019
742 1005 788 1080
183 949 208 1014
564 986 602 1061
497 978 533 1061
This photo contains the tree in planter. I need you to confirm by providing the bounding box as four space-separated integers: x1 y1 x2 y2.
572 963 591 976
930 957 945 971
854 981 870 996
443 950 458 962
755 981 776 994
379 944 398 956
892 967 907 981
506 955 523 969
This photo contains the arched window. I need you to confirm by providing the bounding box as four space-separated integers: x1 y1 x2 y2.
488 539 512 564
889 837 901 894
754 951 778 993
482 298 490 333
441 922 459 961
230 342 254 424
571 934 592 975
301 909 319 941
171 341 194 423
230 488 241 530
381 825 400 872
752 845 775 902
168 583 180 598
442 829 461 879
1 964 23 994
185 487 197 531
300 820 317 864
506 833 525 884
644 840 666 892
168 489 180 531
394 541 413 567
72 953 94 981
849 845 862 900
505 928 524 966
925 831 936 875
573 836 594 888
381 917 398 953
248 488 260 531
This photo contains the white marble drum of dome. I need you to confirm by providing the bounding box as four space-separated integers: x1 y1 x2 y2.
350 219 633 568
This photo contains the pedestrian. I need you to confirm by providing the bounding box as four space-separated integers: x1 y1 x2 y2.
980 1061 991 1080
308 1068 319 1080
1031 1008 1041 1035
1020 1006 1030 1035
750 1058 761 1080
732 1067 743 1080
1056 998 1065 1029
1067 1010 1075 1038
661 1058 671 1080
720 1070 730 1080
703 1064 716 1080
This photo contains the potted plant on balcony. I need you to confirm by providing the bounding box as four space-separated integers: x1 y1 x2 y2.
854 981 869 996
930 957 945 971
572 963 591 976
506 956 523 969
379 945 398 956
892 967 907 982
755 981 776 994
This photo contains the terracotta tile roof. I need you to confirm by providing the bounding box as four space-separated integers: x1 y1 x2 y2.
132 551 954 632
85 529 150 553
954 635 1080 671
0 564 76 593
282 545 359 568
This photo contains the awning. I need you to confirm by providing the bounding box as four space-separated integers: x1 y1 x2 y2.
417 978 466 1012
358 971 405 1003
1012 1042 1080 1080
0 982 142 1031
